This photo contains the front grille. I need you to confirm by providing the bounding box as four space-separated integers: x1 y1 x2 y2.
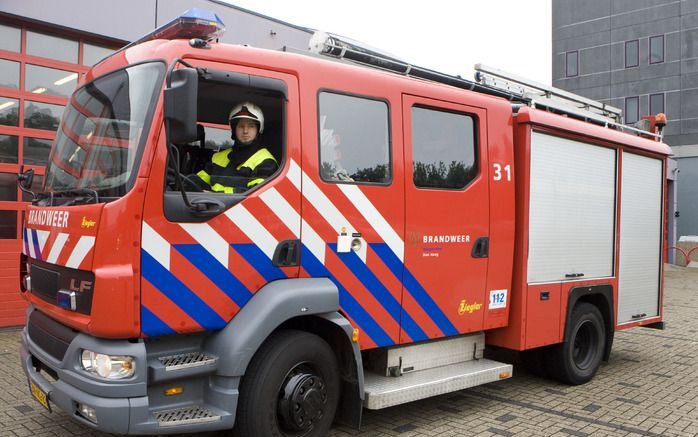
28 260 95 315
30 264 59 303
27 310 78 361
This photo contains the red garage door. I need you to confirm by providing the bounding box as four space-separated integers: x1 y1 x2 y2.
0 17 121 327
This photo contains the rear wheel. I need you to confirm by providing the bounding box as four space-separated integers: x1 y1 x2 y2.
234 330 340 437
549 302 605 385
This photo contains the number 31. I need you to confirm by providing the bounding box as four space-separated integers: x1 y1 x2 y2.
493 163 511 182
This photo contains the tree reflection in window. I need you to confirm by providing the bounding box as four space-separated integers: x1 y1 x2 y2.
413 160 475 189
412 106 478 190
24 101 63 131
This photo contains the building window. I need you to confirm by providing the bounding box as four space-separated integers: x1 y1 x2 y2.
318 92 391 184
26 30 79 64
625 40 639 68
25 64 78 97
411 106 478 189
649 93 664 115
0 59 20 89
24 101 64 131
23 138 53 166
565 51 578 77
0 135 18 164
0 210 17 239
0 173 17 201
83 43 117 66
0 24 21 52
625 96 639 124
0 97 19 126
649 35 664 64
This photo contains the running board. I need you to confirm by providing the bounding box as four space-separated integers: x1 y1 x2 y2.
154 406 221 427
363 359 512 409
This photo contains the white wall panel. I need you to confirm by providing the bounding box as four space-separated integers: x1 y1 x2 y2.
618 153 663 323
528 132 616 283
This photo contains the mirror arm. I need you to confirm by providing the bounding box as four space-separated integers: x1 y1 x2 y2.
166 58 197 87
17 165 36 201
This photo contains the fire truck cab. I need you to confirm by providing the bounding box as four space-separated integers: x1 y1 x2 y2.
18 9 670 436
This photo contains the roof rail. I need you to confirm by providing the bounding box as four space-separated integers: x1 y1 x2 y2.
306 32 661 140
307 31 532 103
474 64 622 124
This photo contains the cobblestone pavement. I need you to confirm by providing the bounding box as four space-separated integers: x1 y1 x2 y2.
1 266 696 437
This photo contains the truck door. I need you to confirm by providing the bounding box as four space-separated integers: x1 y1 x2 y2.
140 62 301 337
299 88 406 349
401 94 490 341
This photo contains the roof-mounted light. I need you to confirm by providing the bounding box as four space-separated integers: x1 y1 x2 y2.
123 8 225 51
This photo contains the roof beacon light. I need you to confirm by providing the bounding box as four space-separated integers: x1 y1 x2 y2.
125 8 225 50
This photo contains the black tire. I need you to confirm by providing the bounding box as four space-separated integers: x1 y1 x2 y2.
234 330 340 437
548 302 606 385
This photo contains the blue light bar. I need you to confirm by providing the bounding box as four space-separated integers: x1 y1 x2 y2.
122 8 226 51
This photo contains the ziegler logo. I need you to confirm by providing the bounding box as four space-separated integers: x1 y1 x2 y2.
81 217 96 229
458 300 483 315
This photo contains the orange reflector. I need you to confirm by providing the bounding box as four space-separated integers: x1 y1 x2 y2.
352 329 360 343
499 372 510 379
164 387 184 396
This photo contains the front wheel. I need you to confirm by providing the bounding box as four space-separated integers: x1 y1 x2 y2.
234 330 340 437
548 302 606 385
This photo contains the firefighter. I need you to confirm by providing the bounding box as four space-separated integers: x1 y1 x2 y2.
192 102 278 193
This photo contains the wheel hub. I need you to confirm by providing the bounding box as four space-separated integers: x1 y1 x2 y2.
278 370 328 432
573 320 597 369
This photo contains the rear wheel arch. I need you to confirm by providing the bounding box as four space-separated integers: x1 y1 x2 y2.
565 284 614 362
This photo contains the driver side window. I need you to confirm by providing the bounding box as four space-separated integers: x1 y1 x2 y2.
167 73 285 197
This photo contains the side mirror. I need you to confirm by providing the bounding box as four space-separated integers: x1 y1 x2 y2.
164 67 198 144
18 166 35 190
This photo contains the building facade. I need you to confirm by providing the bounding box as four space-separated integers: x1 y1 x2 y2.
552 0 695 253
0 0 312 327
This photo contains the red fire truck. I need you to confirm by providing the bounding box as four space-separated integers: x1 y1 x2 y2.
18 9 670 436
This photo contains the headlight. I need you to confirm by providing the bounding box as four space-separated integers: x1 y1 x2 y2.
81 350 135 379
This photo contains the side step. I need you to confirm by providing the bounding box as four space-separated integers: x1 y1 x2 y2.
159 352 218 371
154 406 221 428
363 359 512 409
148 352 218 383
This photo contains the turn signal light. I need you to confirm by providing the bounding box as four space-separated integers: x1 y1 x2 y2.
164 386 184 396
352 329 360 343
499 371 511 379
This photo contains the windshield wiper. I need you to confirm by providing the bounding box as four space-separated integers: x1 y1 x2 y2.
62 188 100 206
36 188 100 206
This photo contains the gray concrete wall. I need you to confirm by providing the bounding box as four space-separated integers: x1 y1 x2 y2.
0 0 312 49
553 0 698 242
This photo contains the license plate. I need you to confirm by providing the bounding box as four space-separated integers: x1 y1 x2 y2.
29 379 51 412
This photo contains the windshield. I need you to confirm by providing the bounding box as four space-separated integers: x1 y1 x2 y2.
43 62 164 198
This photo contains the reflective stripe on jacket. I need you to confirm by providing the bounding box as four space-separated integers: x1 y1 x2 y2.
196 147 277 193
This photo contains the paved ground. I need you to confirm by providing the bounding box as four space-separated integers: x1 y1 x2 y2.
1 266 696 437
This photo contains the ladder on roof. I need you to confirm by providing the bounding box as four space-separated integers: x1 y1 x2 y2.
474 64 622 124
307 31 651 133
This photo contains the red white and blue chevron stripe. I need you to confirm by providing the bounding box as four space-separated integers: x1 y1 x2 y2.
140 159 459 349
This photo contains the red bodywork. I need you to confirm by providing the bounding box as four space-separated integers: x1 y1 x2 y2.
21 39 670 351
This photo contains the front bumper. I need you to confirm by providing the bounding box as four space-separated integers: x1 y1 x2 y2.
20 308 238 435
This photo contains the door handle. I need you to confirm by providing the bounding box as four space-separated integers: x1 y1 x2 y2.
272 239 300 267
471 237 489 258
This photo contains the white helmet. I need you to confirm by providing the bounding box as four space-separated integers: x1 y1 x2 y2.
229 102 264 133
